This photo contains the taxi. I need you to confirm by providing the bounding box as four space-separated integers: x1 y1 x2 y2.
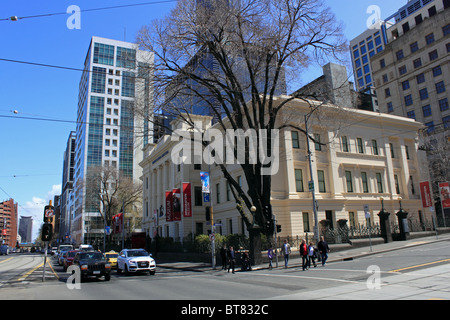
105 250 118 269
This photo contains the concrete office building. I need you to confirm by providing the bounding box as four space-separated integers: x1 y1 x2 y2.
140 96 431 241
72 36 153 245
18 216 33 244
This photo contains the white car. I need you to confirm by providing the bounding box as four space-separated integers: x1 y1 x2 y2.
117 249 156 275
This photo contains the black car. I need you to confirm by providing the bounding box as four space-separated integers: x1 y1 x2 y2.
72 251 111 281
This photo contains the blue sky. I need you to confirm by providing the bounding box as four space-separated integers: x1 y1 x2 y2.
0 0 407 241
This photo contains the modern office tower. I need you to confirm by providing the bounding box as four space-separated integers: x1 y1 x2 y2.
60 131 76 242
350 0 448 95
18 216 33 244
72 36 153 245
0 198 18 247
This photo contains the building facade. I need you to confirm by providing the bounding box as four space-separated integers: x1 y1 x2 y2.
72 36 153 245
18 216 33 244
0 198 18 247
140 97 431 242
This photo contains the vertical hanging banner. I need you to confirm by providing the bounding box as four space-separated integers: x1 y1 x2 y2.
165 191 173 222
183 182 192 217
419 181 433 209
173 188 181 221
200 171 210 193
439 182 450 209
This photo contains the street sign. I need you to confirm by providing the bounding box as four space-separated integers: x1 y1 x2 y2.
44 209 54 217
308 181 314 192
209 234 215 242
203 193 210 202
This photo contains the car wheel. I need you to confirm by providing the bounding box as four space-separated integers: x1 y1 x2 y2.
105 274 111 281
124 265 129 275
150 270 155 275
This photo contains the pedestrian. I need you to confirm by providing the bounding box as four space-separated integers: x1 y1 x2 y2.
281 239 291 268
227 246 235 274
308 242 317 268
267 246 274 270
318 236 330 266
220 244 227 270
299 239 308 271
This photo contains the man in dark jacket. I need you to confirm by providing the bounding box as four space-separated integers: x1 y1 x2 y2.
299 239 308 271
227 246 235 274
318 236 330 266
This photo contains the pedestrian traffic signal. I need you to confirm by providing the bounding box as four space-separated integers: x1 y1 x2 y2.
276 224 282 233
42 223 53 242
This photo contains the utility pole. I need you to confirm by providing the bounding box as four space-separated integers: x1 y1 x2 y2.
305 114 319 245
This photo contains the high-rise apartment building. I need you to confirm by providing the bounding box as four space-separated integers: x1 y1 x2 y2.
18 216 33 244
0 198 18 247
72 36 153 245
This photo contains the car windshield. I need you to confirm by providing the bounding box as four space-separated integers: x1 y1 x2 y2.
106 253 118 258
68 251 78 257
79 252 104 260
127 250 149 257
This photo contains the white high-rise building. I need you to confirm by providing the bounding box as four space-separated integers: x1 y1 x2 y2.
72 36 153 245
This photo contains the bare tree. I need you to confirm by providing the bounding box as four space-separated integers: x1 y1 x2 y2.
84 165 143 246
136 0 347 261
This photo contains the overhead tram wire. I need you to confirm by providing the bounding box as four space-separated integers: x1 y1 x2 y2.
0 0 178 22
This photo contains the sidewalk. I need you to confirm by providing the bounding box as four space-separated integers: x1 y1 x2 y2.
157 232 450 272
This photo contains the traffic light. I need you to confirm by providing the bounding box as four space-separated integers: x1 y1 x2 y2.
276 224 282 233
265 219 274 232
42 223 53 242
43 204 54 223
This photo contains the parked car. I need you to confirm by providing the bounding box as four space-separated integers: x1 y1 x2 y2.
0 245 9 255
105 251 118 269
51 247 58 256
117 249 156 275
72 251 111 281
79 244 94 251
63 250 79 271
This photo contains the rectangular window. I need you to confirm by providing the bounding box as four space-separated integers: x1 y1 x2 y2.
295 169 304 192
357 138 364 153
432 66 442 77
425 33 435 45
376 173 383 193
416 73 425 84
216 183 220 204
439 98 449 111
345 171 353 193
317 170 326 193
413 58 422 68
436 81 446 94
429 50 438 61
402 80 410 90
387 102 394 113
302 213 310 232
93 42 114 66
407 110 416 120
405 145 410 160
399 65 407 75
422 104 432 117
314 134 321 151
291 131 300 149
389 143 395 158
372 139 379 155
404 94 413 106
396 50 404 60
341 136 349 152
410 175 415 195
419 88 428 100
361 172 369 193
410 41 419 53
194 187 202 206
394 174 400 194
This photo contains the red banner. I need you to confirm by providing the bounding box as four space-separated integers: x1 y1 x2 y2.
113 213 123 234
420 181 433 208
183 183 192 217
165 191 173 222
439 182 450 209
173 188 181 221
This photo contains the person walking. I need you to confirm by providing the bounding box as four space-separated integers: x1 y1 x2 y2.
299 239 308 271
282 240 291 268
318 236 330 266
267 246 274 270
220 244 227 270
227 246 235 274
308 242 317 268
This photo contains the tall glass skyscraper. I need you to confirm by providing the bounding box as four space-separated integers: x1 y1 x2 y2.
72 36 153 245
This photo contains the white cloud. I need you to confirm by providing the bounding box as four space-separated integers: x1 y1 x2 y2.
20 184 62 243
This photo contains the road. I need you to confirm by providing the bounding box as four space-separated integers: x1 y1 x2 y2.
0 240 449 303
